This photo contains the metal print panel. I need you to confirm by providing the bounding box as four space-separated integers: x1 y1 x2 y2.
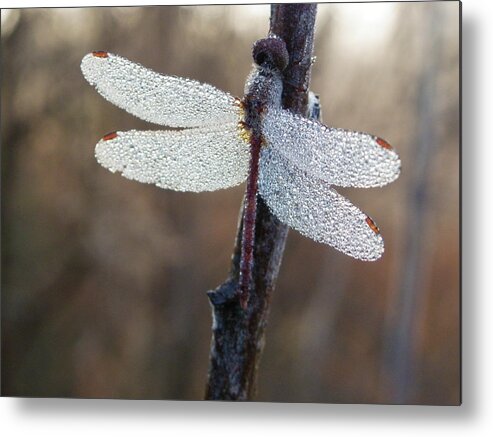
1 2 460 404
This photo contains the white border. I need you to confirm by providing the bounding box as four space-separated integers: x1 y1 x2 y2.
2 0 492 435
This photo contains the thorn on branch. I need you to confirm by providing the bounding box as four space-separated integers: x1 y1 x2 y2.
207 279 239 306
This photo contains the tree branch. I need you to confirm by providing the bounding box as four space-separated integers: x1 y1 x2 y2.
205 3 317 401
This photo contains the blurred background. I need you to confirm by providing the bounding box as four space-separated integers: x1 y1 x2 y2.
1 2 459 404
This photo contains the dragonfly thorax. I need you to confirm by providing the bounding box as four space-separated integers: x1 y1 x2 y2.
241 69 283 146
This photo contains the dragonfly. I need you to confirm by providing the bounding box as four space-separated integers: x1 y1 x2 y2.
81 36 401 308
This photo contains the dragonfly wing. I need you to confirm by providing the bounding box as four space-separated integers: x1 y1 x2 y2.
262 108 401 188
95 123 249 192
81 52 240 128
259 147 385 261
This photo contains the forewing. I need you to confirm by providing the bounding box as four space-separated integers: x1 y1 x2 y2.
81 52 240 128
259 147 385 261
262 108 401 188
95 123 249 192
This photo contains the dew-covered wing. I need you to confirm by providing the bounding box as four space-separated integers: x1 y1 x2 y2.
259 147 385 261
262 108 401 188
95 123 249 192
81 52 240 128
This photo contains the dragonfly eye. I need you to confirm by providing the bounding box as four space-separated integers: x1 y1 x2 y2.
252 37 289 72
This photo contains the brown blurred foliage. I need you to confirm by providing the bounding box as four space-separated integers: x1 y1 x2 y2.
1 3 459 404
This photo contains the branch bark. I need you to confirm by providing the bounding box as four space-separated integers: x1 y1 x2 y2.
205 3 317 401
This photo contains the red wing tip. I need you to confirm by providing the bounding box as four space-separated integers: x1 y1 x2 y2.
92 51 109 58
365 216 380 235
102 131 118 141
376 137 393 151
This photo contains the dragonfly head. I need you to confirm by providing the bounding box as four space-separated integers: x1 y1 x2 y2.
252 36 289 72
